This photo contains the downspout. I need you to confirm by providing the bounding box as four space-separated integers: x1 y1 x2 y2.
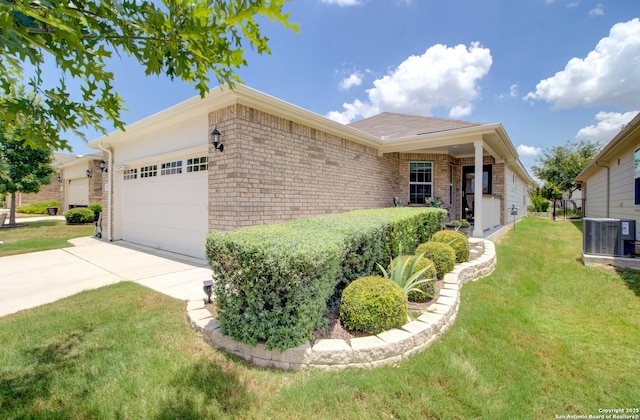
594 160 610 218
97 142 113 241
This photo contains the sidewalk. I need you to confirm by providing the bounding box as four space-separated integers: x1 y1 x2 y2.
0 233 213 318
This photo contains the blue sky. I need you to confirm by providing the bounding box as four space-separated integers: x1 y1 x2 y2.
68 0 640 175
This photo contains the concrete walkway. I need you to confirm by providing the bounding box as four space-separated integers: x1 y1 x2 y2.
0 232 213 318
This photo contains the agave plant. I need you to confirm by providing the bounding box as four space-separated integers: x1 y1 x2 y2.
377 246 435 298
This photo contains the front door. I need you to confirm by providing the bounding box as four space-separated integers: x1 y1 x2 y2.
461 164 493 224
461 166 475 222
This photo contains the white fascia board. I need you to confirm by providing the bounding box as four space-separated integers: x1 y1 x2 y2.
577 112 640 181
88 84 383 151
61 153 102 169
378 124 506 154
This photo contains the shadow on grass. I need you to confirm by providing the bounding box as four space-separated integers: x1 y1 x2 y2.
0 326 97 418
156 358 252 419
615 268 640 297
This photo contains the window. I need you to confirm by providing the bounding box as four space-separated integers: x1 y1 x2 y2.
123 169 137 180
161 160 182 176
409 162 432 204
187 156 208 172
635 148 640 205
140 164 157 178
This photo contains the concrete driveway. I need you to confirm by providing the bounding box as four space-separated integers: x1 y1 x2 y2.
0 235 213 318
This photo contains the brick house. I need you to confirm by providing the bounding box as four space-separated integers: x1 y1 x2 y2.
3 153 103 213
59 154 104 212
89 85 532 259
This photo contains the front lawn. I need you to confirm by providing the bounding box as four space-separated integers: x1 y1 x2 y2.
0 217 638 418
0 220 94 256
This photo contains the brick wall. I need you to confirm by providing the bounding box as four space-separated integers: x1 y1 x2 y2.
88 159 103 205
208 104 401 231
11 180 62 208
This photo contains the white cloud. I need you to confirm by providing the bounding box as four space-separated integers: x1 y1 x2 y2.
320 0 362 6
576 110 639 143
327 42 492 123
589 3 604 16
339 72 363 90
517 144 542 157
524 18 640 109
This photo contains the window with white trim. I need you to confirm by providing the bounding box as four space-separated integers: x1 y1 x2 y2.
161 160 182 176
123 169 137 180
186 156 208 172
140 164 157 178
409 161 432 205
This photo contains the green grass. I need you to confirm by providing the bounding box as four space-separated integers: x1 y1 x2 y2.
0 217 639 418
0 220 94 256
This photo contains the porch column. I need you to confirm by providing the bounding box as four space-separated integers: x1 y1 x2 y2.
473 140 483 237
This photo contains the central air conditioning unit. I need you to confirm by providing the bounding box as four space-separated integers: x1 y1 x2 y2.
583 218 636 256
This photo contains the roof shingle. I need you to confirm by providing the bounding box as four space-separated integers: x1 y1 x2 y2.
347 112 482 139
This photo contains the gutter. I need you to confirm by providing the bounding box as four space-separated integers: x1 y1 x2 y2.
594 160 610 218
97 142 113 241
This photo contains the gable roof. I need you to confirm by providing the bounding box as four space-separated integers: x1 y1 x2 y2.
576 111 640 181
87 84 532 184
348 112 482 139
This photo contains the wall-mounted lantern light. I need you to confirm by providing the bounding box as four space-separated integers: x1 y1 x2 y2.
57 174 62 183
86 169 92 178
210 127 224 152
99 159 108 172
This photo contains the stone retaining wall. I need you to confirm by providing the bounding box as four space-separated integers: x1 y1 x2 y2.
187 238 496 370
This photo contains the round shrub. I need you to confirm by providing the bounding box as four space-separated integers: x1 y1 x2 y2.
431 230 470 263
415 242 456 279
65 208 96 224
340 276 408 334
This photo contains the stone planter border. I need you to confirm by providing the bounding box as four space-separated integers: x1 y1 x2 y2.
187 238 496 370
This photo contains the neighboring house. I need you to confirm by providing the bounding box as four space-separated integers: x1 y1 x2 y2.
88 84 532 259
3 152 74 209
59 153 104 212
3 152 104 213
576 111 640 257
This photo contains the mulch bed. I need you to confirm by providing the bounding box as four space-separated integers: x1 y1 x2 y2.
203 279 444 345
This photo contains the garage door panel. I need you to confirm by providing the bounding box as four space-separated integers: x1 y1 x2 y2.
67 178 89 207
120 170 207 258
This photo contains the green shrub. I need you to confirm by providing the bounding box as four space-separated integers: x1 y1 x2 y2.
401 256 437 302
340 276 408 334
16 200 60 214
431 230 469 263
530 194 550 212
379 249 436 302
206 207 443 350
415 241 456 279
65 208 96 224
88 203 102 221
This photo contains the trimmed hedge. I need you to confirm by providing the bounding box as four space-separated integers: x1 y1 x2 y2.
16 200 60 214
65 208 96 224
205 207 445 350
340 276 407 334
431 230 469 263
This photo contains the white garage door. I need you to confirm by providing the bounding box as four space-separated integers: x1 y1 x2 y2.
119 159 208 259
67 178 89 208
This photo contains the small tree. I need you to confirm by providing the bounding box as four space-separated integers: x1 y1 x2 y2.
0 132 54 225
0 1 298 151
531 140 600 207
